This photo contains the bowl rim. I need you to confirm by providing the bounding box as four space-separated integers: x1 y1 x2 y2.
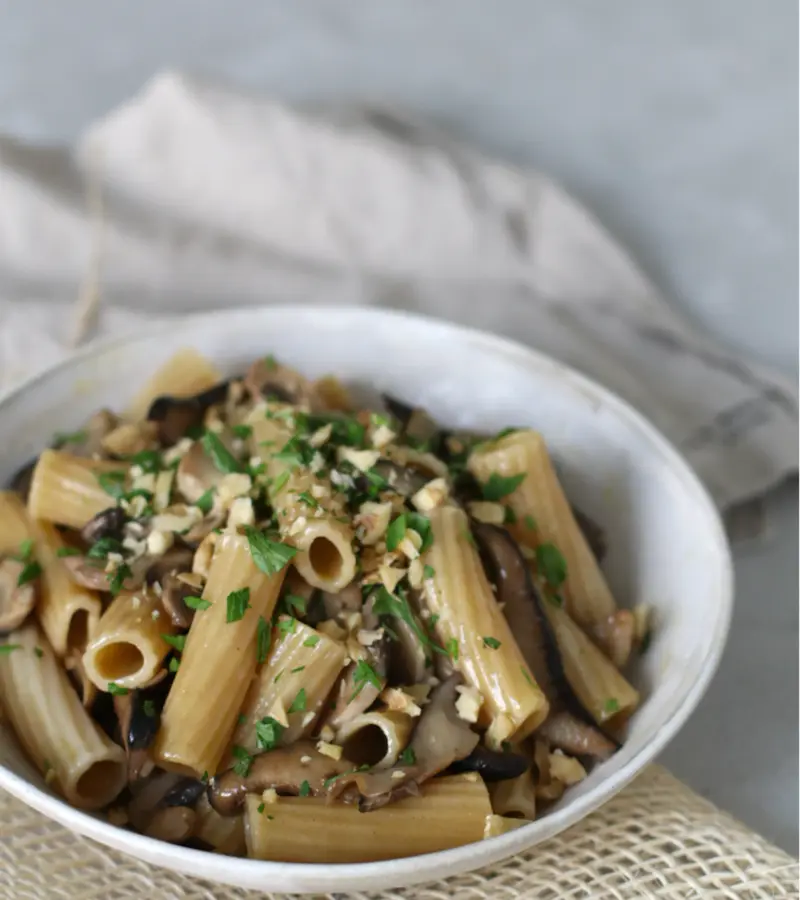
0 304 734 891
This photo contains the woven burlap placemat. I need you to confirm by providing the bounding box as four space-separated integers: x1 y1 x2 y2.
1 766 796 899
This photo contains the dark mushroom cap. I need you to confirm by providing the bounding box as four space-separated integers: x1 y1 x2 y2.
162 777 206 809
0 557 38 634
147 381 231 446
449 744 529 782
81 507 128 545
159 573 202 630
571 506 607 563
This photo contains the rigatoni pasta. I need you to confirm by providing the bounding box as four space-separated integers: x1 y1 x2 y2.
0 349 644 862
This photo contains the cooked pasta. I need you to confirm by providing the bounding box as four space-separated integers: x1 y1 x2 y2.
244 774 491 863
0 351 644 861
0 621 126 809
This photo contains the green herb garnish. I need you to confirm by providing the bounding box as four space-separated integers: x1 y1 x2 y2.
232 424 253 440
256 615 271 664
161 634 186 652
244 527 297 575
271 471 290 494
350 659 382 701
255 716 285 751
524 514 537 530
277 617 296 636
520 666 534 687
536 543 567 588
128 450 162 473
53 429 88 448
406 512 433 551
303 634 320 648
398 747 416 766
423 564 435 579
0 644 22 656
107 563 132 597
97 471 128 500
371 586 446 656
168 657 181 673
226 587 251 623
288 688 307 713
195 488 215 515
56 546 81 558
185 595 212 611
34 647 44 658
142 700 157 718
385 514 407 552
295 491 319 509
231 745 253 777
202 430 242 474
298 780 311 797
87 537 124 560
17 561 42 587
445 638 459 661
481 472 526 501
604 697 620 715
482 636 501 650
107 682 128 696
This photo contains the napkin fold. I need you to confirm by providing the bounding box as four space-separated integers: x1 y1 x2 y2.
0 71 796 522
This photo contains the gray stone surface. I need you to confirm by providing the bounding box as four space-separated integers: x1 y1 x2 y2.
0 0 796 851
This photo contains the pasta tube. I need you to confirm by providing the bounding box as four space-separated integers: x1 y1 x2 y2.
228 618 346 755
468 430 617 632
540 598 639 726
244 774 491 862
83 590 177 691
0 621 126 809
31 519 101 657
423 506 549 746
154 533 286 777
127 348 223 421
250 418 357 592
27 451 128 529
335 710 415 769
0 490 33 553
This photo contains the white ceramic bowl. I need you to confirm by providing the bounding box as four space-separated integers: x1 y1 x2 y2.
0 306 732 895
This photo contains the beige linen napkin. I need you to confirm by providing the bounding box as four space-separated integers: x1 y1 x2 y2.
0 71 796 523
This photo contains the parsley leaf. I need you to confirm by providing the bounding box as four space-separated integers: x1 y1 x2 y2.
604 697 620 715
282 593 307 616
482 636 501 650
536 543 567 588
288 688 307 713
423 564 435 579
142 700 157 718
17 561 42 587
231 745 253 777
350 659 382 701
385 514 407 552
303 634 320 648
481 472 526 501
53 429 88 448
168 657 181 673
406 512 433 551
97 471 128 500
244 527 297 575
271 471 290 494
520 666 534 687
298 779 311 797
232 424 253 440
107 563 132 597
371 586 447 656
195 488 216 515
87 537 124 560
445 638 459 661
128 449 162 473
56 546 81 558
226 587 251 623
202 431 242 474
295 491 319 509
255 716 285 751
107 682 128 695
504 505 517 524
277 617 296 636
16 539 34 561
185 595 212 611
34 647 44 658
398 747 416 765
524 514 537 530
0 644 22 656
256 615 271 664
161 634 186 652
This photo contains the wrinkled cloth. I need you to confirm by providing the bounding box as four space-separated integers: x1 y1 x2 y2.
0 71 795 521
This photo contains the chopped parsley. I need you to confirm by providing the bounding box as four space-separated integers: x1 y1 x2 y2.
17 560 42 587
195 488 216 515
277 617 296 636
0 644 22 656
398 747 416 766
107 682 128 696
504 505 517 525
231 424 253 440
244 527 297 575
185 595 212 611
428 613 440 628
107 563 132 597
323 764 371 788
226 587 251 623
273 435 315 469
271 471 290 494
371 586 446 656
282 593 307 616
520 666 534 687
127 450 162 473
536 543 567 588
604 697 620 715
350 659 382 701
290 665 306 674
34 647 44 658
256 615 271 664
445 638 459 661
231 745 253 777
385 514 407 552
481 472 526 501
56 546 81 558
201 771 209 783
524 514 537 530
295 490 319 509
423 564 436 579
86 537 124 560
168 657 181 673
16 539 34 561
303 634 320 648
406 512 433 551
547 593 564 607
201 430 242 474
97 471 128 500
53 428 88 448
482 636 501 650
255 716 285 751
142 700 157 718
298 780 311 797
257 802 265 814
161 634 186 652
288 688 307 714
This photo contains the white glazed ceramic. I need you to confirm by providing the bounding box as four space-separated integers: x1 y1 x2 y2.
0 306 733 895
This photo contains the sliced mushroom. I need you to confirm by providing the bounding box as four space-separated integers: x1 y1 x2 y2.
370 461 429 498
61 555 114 592
162 777 206 809
128 770 185 831
328 674 479 812
80 507 128 545
449 744 529 782
208 741 352 816
571 506 607 563
320 582 363 620
147 381 231 446
144 806 196 843
473 522 617 762
243 359 315 406
145 546 195 587
159 573 202 630
55 409 120 458
380 394 441 451
0 557 38 633
537 711 616 762
325 631 390 730
590 610 635 669
176 441 226 504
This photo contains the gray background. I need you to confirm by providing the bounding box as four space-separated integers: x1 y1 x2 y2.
1 0 797 852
